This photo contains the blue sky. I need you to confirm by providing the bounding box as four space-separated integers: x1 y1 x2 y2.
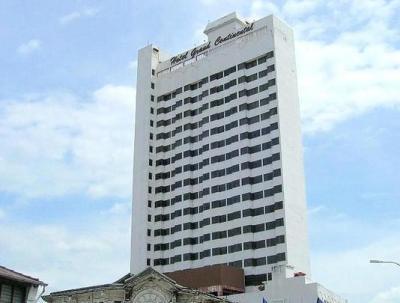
0 1 399 302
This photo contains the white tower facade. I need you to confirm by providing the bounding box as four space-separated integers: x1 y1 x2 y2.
131 13 310 290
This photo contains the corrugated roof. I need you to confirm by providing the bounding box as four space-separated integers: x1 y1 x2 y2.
0 265 47 286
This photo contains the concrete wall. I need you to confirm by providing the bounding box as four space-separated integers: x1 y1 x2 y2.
227 276 347 303
272 16 311 278
131 45 157 274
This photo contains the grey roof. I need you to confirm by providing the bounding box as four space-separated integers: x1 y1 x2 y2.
0 265 47 286
47 283 122 296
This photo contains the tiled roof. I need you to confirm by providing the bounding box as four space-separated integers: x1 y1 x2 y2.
0 265 46 286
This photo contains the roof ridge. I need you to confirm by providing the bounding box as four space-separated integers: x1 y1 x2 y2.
0 265 40 281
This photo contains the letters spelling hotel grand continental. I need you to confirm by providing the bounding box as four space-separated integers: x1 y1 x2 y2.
170 23 254 65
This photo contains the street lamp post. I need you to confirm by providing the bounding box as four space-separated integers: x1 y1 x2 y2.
370 259 400 267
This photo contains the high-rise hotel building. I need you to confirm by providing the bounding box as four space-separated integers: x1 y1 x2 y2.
131 13 310 293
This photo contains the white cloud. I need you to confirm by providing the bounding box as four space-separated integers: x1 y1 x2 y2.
292 0 400 133
0 204 131 292
196 0 400 133
312 233 400 302
0 84 135 199
59 8 100 25
246 0 281 20
104 201 132 215
2 1 399 301
282 0 320 19
309 207 400 302
297 39 400 133
17 39 41 55
371 286 400 303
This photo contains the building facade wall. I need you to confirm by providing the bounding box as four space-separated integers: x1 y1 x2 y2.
132 13 310 289
271 16 310 278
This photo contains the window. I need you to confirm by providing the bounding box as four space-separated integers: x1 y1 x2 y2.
184 252 199 261
228 227 241 237
227 179 240 190
151 82 155 89
227 195 240 205
210 71 223 81
200 218 210 228
212 246 227 256
224 79 237 90
243 223 265 233
229 243 242 253
212 230 227 240
210 85 223 94
0 283 25 303
229 260 243 268
224 66 236 76
183 237 198 245
226 149 239 160
152 69 155 76
200 233 210 243
212 214 226 224
212 199 226 208
244 240 265 250
267 252 286 264
170 239 182 248
244 257 266 267
151 95 154 101
228 210 241 221
267 235 285 247
245 274 267 286
150 107 154 114
200 249 210 259
265 201 283 213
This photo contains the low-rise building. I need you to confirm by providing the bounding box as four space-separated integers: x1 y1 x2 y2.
228 274 347 303
42 268 230 303
0 265 47 303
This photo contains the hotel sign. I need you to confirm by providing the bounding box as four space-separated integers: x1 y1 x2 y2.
170 23 254 65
